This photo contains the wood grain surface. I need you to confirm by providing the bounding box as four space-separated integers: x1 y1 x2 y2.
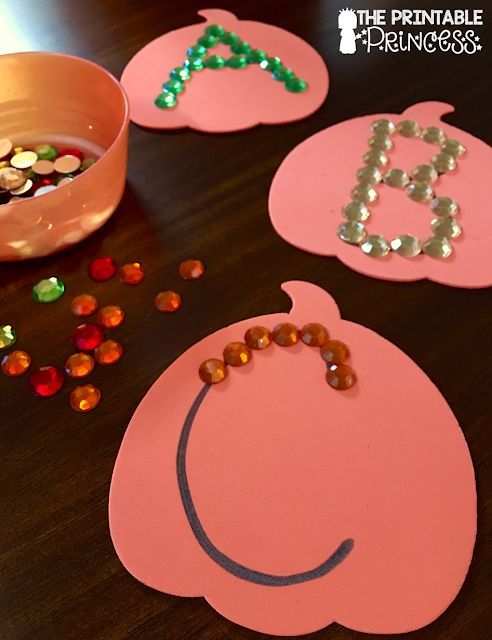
1 1 490 638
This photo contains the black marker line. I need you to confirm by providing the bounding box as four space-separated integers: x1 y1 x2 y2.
176 383 354 586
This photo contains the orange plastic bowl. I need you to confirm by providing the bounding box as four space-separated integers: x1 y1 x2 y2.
0 52 129 260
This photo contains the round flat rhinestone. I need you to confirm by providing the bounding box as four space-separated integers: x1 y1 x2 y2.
285 77 308 93
199 358 228 384
383 168 410 188
362 149 389 167
197 33 217 48
70 384 101 412
119 262 144 285
326 364 357 390
0 324 16 350
247 48 267 63
97 305 125 327
342 202 371 222
390 235 421 257
370 119 395 135
223 342 252 367
360 235 390 257
430 196 459 217
33 277 65 303
154 291 182 313
187 44 207 57
226 54 249 69
162 79 184 95
350 183 378 204
300 323 329 347
337 221 366 244
184 56 204 71
396 120 421 137
272 322 299 347
320 340 350 365
431 152 456 174
406 181 434 203
368 134 393 151
431 217 462 239
155 91 177 108
65 353 95 378
260 56 282 71
94 339 123 365
411 164 438 183
244 326 272 350
29 366 64 397
440 139 466 157
71 294 98 317
170 66 191 81
1 350 31 376
203 55 225 69
72 323 104 352
356 166 382 185
422 236 453 259
88 257 117 282
205 24 225 37
179 259 205 280
422 126 446 145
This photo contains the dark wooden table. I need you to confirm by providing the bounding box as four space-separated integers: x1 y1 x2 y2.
1 1 491 638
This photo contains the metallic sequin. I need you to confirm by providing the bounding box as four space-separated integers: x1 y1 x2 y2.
422 236 453 259
411 164 438 183
440 139 466 157
370 119 395 135
356 166 382 185
406 181 434 203
342 202 370 222
360 235 390 257
396 120 421 137
430 196 459 217
54 154 81 174
10 178 33 196
337 221 366 244
383 168 410 188
0 139 13 158
34 184 56 197
431 217 462 239
10 150 37 169
0 167 26 190
431 152 456 174
390 234 421 257
350 183 378 204
32 159 55 175
422 126 446 145
362 149 389 167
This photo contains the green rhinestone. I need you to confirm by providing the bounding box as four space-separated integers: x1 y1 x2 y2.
220 31 238 45
162 79 184 94
247 48 267 63
203 55 225 69
170 66 191 81
231 40 251 55
187 44 207 58
272 67 294 82
260 56 283 71
184 56 204 71
34 144 57 160
285 76 308 93
32 277 65 303
197 34 217 48
205 24 224 37
225 55 249 69
155 91 177 109
80 158 96 171
0 324 16 350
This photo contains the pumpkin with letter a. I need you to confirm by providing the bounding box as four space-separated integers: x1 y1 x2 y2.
110 281 476 636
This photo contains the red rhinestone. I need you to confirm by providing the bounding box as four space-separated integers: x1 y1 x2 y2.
72 323 104 351
29 366 64 397
88 257 117 282
59 148 83 160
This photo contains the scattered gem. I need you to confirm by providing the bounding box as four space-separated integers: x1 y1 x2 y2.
10 150 37 169
119 262 144 285
70 384 101 412
53 154 81 174
0 324 16 350
430 196 459 217
360 235 390 257
71 294 98 317
244 326 272 350
97 305 125 328
199 358 228 384
29 365 64 397
179 259 205 280
94 339 123 365
320 340 349 365
431 217 462 239
1 350 31 376
390 235 421 257
422 236 453 259
65 353 95 378
88 257 117 282
337 221 366 244
383 168 409 188
35 144 57 160
80 158 96 171
154 291 182 313
326 364 356 390
32 277 65 303
272 322 299 347
223 342 252 366
300 323 329 347
72 323 104 351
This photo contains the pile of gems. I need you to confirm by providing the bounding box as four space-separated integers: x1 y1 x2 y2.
337 119 465 260
0 257 205 412
198 322 356 390
155 23 308 109
0 138 96 204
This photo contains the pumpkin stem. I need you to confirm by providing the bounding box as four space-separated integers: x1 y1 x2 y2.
402 101 455 124
281 281 341 322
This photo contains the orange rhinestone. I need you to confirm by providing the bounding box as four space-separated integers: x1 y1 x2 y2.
326 364 357 390
155 290 182 313
119 262 144 285
199 358 228 384
272 322 299 347
97 305 125 328
70 384 101 412
320 340 350 365
244 326 272 350
179 259 205 280
94 339 123 365
65 353 95 378
70 294 98 317
1 350 31 376
223 342 252 367
301 323 329 347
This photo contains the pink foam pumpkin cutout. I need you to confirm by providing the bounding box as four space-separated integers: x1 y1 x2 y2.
109 281 476 636
269 102 492 288
120 9 329 132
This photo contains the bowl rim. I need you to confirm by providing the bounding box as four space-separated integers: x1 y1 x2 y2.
0 50 130 209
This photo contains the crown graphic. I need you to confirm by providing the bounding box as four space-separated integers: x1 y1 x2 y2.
339 8 356 16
